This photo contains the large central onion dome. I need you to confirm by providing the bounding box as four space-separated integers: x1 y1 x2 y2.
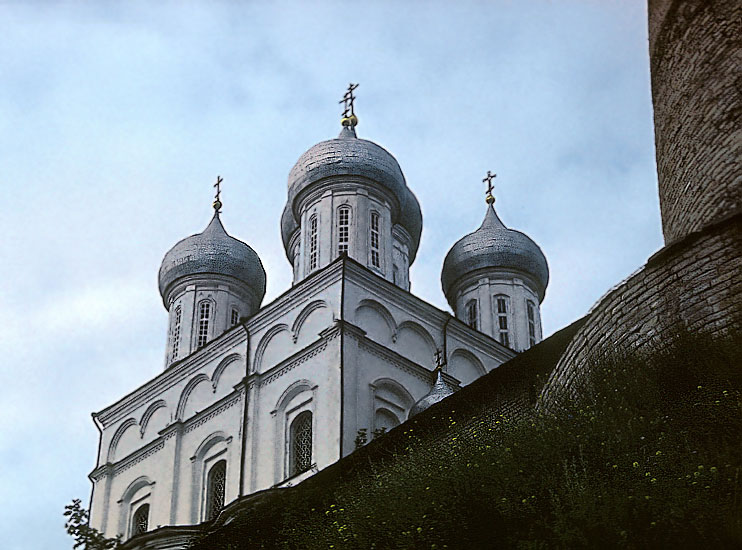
282 125 422 262
441 203 549 308
158 213 266 307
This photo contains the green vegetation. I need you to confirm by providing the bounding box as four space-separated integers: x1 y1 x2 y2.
195 331 740 549
64 499 120 550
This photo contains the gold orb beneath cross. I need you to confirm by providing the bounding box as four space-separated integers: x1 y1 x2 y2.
213 199 222 211
341 114 358 127
486 194 495 204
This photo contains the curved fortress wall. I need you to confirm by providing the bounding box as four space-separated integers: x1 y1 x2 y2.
649 0 741 244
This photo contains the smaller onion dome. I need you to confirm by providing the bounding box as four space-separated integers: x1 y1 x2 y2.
283 125 422 262
158 213 266 308
409 368 458 418
441 204 549 308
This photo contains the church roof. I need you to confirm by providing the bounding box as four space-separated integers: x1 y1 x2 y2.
282 125 422 262
158 213 266 306
441 203 549 307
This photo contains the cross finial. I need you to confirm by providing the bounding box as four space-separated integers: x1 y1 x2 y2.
339 83 359 127
483 170 497 204
434 348 444 370
213 175 223 213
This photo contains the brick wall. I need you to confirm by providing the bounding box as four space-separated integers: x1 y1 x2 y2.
543 214 741 400
649 0 742 244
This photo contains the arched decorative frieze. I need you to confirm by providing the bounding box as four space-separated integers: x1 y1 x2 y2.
354 299 397 343
271 379 318 416
107 418 138 463
395 321 436 367
370 377 414 433
211 353 243 392
139 400 168 439
370 377 415 409
176 374 211 421
291 300 329 343
448 348 486 386
191 431 232 462
254 324 291 372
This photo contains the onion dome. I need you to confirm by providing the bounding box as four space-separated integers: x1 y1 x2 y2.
409 368 458 418
158 212 266 307
282 125 422 262
441 203 549 308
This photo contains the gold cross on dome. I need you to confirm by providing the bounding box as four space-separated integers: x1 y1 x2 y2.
483 170 496 196
213 175 223 213
339 83 359 118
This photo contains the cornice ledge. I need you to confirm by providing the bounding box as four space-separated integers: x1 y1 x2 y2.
258 334 335 387
355 333 437 384
112 438 166 477
96 331 248 428
183 390 244 434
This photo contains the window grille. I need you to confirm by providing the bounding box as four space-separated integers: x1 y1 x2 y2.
496 296 510 347
131 503 149 537
337 207 350 256
290 411 312 477
231 308 240 327
370 212 380 268
197 302 211 348
309 215 318 271
171 306 181 362
527 300 536 347
205 460 226 521
465 299 478 330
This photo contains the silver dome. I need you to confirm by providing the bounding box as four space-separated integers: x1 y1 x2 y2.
158 213 266 307
282 126 422 262
441 204 549 308
408 369 458 418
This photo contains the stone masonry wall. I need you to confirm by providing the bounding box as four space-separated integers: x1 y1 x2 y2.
649 0 741 244
543 214 741 398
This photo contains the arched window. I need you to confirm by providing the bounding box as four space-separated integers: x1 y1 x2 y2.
230 307 240 327
131 503 149 537
370 212 381 268
289 411 312 477
308 215 318 271
197 301 211 348
527 300 537 347
337 206 351 256
465 299 478 330
495 295 510 347
205 459 226 521
171 305 182 362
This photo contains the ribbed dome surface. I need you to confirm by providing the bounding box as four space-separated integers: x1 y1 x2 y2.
158 213 266 306
283 126 422 261
441 204 549 307
408 369 458 418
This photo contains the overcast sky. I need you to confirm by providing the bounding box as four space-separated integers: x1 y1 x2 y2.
0 2 661 548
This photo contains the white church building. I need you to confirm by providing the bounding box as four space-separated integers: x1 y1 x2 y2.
87 95 549 543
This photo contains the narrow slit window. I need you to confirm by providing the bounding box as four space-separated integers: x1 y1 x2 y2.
527 300 536 347
370 212 380 268
197 302 211 348
465 299 478 330
309 215 318 271
337 207 350 256
496 296 510 347
205 460 226 521
171 305 182 362
289 411 312 477
131 503 149 537
231 308 240 327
